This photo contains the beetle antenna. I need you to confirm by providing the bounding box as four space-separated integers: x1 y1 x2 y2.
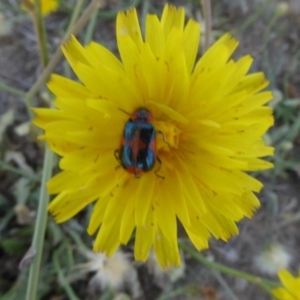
118 108 131 116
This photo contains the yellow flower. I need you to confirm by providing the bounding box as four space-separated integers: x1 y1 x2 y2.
273 270 300 300
22 0 58 16
33 5 274 267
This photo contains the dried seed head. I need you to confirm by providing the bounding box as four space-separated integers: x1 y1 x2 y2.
254 242 292 275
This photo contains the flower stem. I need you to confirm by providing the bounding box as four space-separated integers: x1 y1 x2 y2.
0 82 32 122
22 0 49 119
179 241 279 294
65 0 86 38
0 82 32 117
0 81 25 97
25 2 105 298
32 0 49 68
201 0 212 51
25 147 54 300
26 3 52 291
84 9 98 45
0 161 41 181
53 250 80 300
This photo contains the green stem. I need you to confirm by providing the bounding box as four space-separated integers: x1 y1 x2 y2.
262 13 279 90
25 148 54 300
66 229 90 251
65 0 86 38
63 0 86 76
201 0 212 51
25 1 104 298
33 0 49 67
25 0 105 114
180 241 278 294
53 250 80 300
0 81 25 97
23 0 49 119
84 9 98 45
0 161 41 181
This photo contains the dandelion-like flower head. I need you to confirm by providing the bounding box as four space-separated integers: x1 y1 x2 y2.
34 5 274 267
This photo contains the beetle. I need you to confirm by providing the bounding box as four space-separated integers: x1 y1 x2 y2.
114 108 163 178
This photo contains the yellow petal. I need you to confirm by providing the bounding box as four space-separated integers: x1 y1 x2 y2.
161 4 185 38
153 227 180 268
135 209 156 261
135 174 156 226
155 182 177 242
48 74 90 98
94 219 120 256
117 8 143 50
183 19 200 74
145 14 165 57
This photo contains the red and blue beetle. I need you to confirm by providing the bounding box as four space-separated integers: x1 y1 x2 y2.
115 108 163 178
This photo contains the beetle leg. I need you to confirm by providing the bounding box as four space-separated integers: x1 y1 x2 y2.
157 130 171 147
114 149 121 170
118 108 131 116
154 156 165 179
114 149 120 161
114 149 121 171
